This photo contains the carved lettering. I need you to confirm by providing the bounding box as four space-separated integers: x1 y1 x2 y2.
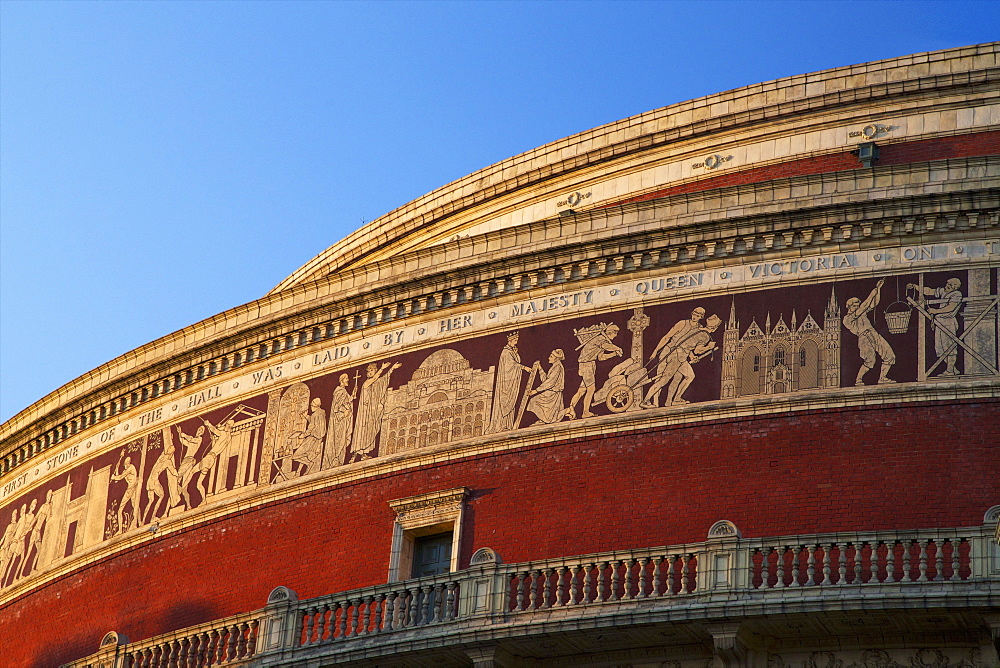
383 330 405 345
635 274 704 294
188 385 222 408
251 366 283 386
2 473 28 497
45 445 79 472
138 408 162 427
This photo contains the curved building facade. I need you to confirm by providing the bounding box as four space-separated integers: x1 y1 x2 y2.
2 44 1000 668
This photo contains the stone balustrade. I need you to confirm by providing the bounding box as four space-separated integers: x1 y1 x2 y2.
62 612 260 668
60 525 999 668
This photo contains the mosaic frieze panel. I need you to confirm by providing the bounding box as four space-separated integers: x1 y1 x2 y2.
1 267 997 591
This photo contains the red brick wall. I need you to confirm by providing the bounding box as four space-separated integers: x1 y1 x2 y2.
604 131 1000 208
3 399 997 668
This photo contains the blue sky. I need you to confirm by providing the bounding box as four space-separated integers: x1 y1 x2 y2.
2 1 998 422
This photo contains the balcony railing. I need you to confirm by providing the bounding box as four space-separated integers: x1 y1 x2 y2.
61 523 1000 668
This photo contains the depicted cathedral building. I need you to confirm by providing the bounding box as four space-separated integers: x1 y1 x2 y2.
722 289 841 398
381 350 494 456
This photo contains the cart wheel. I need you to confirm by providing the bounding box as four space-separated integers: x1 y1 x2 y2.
606 386 634 413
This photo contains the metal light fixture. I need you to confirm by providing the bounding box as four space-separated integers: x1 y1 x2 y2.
857 141 880 168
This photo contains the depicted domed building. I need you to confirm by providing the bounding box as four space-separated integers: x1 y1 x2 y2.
2 44 999 668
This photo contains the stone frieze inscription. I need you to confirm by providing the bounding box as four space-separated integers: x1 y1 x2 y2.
1 265 998 594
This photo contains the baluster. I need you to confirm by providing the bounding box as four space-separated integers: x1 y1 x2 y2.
652 556 663 597
303 608 316 645
228 624 240 659
774 547 786 589
900 542 913 582
432 585 445 622
384 592 396 631
248 621 259 656
194 631 208 664
569 565 580 605
361 596 374 634
582 564 593 603
853 543 863 584
555 567 566 606
665 556 677 595
373 594 385 632
543 568 553 608
638 557 650 598
170 639 182 666
917 540 929 582
369 595 380 632
445 582 457 620
421 586 434 624
347 599 360 636
186 635 198 666
610 560 621 601
871 542 880 583
238 622 250 657
323 604 335 641
623 559 635 599
885 541 896 583
806 545 816 586
337 601 349 638
821 544 832 585
790 546 801 587
950 539 961 582
516 572 527 611
597 562 609 602
681 555 691 593
760 547 777 589
934 540 945 581
528 571 539 610
838 544 848 585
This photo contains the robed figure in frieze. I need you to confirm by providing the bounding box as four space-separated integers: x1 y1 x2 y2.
323 373 357 469
351 361 401 461
486 332 533 434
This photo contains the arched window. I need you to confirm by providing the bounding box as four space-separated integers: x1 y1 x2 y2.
773 347 786 367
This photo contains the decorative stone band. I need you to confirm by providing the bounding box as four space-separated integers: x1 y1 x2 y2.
60 523 1000 668
3 163 997 474
4 233 997 492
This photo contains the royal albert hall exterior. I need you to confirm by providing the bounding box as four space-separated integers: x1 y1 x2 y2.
2 44 1000 668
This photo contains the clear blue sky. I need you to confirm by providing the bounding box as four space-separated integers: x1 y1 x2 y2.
2 1 997 423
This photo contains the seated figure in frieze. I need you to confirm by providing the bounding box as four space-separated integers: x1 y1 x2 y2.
289 398 326 475
524 349 566 425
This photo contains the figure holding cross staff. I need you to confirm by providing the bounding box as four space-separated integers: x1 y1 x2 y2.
323 371 359 469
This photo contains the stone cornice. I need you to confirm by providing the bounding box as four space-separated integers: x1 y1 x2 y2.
1 158 997 469
272 45 999 289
